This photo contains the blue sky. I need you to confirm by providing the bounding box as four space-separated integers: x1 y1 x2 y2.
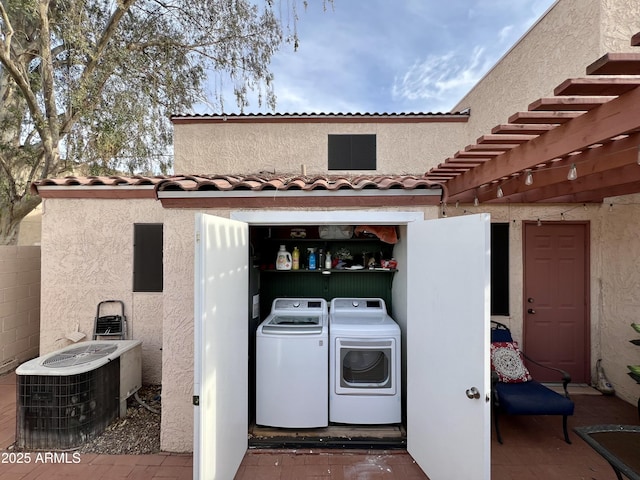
209 0 557 114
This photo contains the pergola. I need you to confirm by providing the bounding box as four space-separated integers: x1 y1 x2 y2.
426 33 640 206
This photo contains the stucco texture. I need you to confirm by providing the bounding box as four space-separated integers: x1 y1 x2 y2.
596 196 640 403
39 198 164 384
174 121 467 176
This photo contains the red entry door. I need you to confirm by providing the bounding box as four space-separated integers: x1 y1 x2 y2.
523 222 590 383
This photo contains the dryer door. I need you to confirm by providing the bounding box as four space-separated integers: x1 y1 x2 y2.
335 338 396 394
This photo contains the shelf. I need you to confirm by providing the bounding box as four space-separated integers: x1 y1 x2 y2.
266 237 385 243
261 268 397 274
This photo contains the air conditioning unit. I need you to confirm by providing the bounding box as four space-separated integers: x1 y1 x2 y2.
15 340 142 450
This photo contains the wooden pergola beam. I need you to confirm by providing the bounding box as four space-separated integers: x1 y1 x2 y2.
445 87 640 198
554 78 640 96
586 52 640 75
528 96 616 111
508 111 582 124
491 124 556 135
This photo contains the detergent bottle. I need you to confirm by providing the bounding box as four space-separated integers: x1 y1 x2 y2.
276 245 292 270
292 246 300 270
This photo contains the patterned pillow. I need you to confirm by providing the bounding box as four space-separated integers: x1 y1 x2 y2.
490 341 532 383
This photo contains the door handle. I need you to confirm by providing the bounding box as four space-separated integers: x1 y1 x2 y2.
528 308 536 314
465 387 480 400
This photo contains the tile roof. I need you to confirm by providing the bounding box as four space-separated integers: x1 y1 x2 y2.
32 174 444 200
170 112 469 124
156 174 442 192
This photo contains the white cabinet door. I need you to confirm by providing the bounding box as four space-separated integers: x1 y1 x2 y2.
407 213 491 480
194 213 249 480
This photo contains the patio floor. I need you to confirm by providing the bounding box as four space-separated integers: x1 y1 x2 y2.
1 370 638 479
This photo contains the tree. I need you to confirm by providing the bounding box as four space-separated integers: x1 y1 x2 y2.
0 0 324 245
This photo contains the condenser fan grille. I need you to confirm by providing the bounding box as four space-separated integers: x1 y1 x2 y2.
43 343 118 368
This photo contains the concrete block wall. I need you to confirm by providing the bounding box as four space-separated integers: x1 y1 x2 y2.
0 246 40 373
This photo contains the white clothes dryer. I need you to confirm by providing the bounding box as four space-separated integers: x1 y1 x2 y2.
329 298 401 424
256 298 328 428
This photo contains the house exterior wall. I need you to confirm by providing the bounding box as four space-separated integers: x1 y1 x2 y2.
161 208 201 452
0 246 40 373
39 198 164 385
452 0 640 145
173 120 467 176
596 195 640 403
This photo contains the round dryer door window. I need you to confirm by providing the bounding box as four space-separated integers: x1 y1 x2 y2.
340 343 392 389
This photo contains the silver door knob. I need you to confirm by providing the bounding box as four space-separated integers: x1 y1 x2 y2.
465 387 480 399
528 308 536 314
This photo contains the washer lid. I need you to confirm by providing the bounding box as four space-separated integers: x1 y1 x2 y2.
267 314 321 326
261 314 326 335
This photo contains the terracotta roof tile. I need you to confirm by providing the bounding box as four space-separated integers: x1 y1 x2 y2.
157 174 442 192
32 173 444 199
34 175 169 189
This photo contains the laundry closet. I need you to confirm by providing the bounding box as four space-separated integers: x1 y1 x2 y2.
248 223 404 447
194 210 491 479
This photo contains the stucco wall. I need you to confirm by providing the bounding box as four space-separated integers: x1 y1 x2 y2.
160 208 201 452
39 198 165 385
452 0 640 146
173 120 467 176
596 195 640 404
0 246 40 373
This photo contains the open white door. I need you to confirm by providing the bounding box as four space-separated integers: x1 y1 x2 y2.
194 213 249 480
407 213 491 480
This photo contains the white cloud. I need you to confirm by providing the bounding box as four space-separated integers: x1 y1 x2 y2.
498 25 514 43
391 46 494 112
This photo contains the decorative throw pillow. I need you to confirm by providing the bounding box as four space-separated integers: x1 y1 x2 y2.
490 341 532 383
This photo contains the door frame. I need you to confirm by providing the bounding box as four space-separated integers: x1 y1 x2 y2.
522 220 591 383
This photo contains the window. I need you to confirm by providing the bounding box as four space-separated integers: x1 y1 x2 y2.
133 224 163 292
328 134 376 170
491 223 509 316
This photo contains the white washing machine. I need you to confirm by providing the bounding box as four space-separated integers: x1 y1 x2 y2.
256 298 328 428
329 297 401 424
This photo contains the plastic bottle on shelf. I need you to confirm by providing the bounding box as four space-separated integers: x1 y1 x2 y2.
292 246 300 270
325 251 332 270
308 248 317 270
275 245 292 270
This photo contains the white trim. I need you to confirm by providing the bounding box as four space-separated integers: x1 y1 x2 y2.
231 210 424 225
158 189 441 199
